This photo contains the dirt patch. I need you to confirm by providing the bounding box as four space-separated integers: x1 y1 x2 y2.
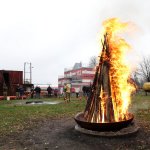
0 117 150 150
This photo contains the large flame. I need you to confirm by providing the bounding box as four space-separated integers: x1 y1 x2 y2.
83 18 136 123
100 18 135 122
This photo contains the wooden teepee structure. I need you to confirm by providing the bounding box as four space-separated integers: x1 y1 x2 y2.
84 33 115 123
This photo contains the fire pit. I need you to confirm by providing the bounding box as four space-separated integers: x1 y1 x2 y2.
74 18 139 135
75 112 134 132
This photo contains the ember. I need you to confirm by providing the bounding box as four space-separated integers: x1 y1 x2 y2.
75 18 137 132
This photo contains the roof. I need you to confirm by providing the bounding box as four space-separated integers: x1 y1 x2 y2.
73 62 82 70
0 70 23 72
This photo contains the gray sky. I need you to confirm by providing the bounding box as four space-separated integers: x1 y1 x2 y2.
0 0 150 85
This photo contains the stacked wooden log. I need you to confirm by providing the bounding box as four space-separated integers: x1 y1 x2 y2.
84 33 115 123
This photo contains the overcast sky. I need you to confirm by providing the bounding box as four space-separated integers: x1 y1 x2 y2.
0 0 150 85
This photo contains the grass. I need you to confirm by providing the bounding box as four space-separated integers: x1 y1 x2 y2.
131 94 150 121
0 98 86 135
0 94 149 136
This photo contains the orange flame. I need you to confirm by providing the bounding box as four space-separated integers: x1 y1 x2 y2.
100 18 135 122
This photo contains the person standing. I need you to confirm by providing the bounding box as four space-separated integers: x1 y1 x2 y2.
38 86 41 98
3 83 8 100
63 84 67 101
59 87 63 98
75 87 80 98
19 85 24 100
16 84 20 99
54 88 58 98
47 85 52 98
82 86 86 97
34 86 41 99
30 86 34 99
66 84 71 102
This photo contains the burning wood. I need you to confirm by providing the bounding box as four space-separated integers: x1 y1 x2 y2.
84 18 135 123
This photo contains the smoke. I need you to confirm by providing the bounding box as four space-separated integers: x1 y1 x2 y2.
102 0 150 61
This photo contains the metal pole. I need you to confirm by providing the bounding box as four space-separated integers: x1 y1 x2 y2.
30 62 32 84
24 62 26 84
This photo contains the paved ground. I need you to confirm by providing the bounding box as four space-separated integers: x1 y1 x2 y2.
0 117 150 150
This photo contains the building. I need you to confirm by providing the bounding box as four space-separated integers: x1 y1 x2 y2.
58 63 95 93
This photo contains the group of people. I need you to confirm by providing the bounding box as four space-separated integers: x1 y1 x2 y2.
33 84 91 101
62 85 91 102
2 83 25 100
16 85 42 99
30 85 58 99
16 84 25 99
31 85 91 100
2 83 91 101
47 86 58 98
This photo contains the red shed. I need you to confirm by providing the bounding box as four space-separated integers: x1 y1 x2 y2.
0 70 23 96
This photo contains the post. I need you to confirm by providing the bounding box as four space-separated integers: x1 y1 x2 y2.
24 62 26 84
30 63 32 84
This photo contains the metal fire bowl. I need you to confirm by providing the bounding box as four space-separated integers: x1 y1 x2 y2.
74 112 134 132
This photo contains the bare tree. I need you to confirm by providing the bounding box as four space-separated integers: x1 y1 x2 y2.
131 70 140 86
138 56 150 82
88 56 97 68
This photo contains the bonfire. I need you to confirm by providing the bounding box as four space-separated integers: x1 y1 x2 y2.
75 18 136 132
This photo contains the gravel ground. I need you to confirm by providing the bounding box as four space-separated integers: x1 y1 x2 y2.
0 117 150 150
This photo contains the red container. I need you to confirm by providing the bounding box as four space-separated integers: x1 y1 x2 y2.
0 70 23 96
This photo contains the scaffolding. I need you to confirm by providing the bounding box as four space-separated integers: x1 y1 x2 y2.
24 62 32 84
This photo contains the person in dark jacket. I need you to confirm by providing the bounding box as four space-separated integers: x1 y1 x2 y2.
47 86 52 97
19 85 24 100
34 86 41 99
82 86 91 100
82 86 86 97
54 88 58 98
30 86 34 99
16 84 20 99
